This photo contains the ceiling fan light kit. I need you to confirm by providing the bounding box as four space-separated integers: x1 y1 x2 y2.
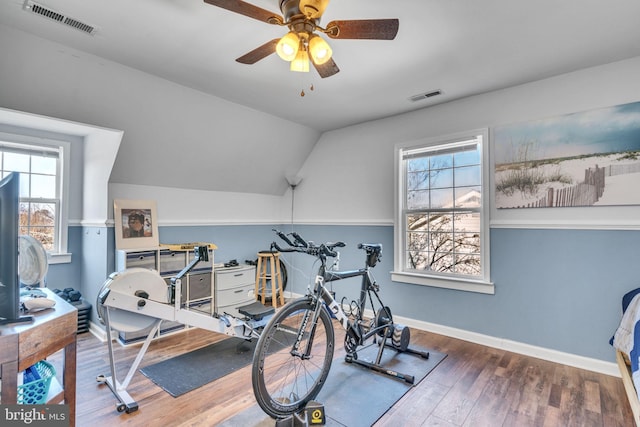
203 0 398 78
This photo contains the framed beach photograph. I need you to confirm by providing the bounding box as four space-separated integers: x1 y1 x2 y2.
114 199 159 249
493 101 640 209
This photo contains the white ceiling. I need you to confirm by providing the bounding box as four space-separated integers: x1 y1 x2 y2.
2 0 640 133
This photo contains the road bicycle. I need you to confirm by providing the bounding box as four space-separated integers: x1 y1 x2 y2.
251 229 430 419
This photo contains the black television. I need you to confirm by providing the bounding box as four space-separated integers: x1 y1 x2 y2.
0 172 32 325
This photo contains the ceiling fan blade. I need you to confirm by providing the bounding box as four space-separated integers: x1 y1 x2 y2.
203 0 283 25
325 19 399 40
235 39 279 64
312 57 340 78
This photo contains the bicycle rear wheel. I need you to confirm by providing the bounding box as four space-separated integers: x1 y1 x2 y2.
252 297 335 419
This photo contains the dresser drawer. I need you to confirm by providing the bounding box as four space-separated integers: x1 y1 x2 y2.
186 272 212 300
159 250 187 275
164 273 212 304
216 282 254 308
215 266 255 290
122 250 157 270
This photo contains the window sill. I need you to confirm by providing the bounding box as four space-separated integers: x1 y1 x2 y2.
391 271 494 294
48 252 72 264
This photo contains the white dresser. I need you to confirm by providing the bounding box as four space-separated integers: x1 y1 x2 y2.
214 265 256 317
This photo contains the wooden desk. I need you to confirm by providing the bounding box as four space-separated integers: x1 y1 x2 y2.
0 289 77 426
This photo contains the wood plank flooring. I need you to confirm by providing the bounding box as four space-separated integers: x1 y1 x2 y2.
47 326 634 426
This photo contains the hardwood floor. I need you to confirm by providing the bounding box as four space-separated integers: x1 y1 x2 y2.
48 326 634 426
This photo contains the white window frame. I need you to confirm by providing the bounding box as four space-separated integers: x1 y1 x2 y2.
0 132 71 264
392 129 494 294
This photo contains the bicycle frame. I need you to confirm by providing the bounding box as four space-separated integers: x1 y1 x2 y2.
298 261 392 360
320 269 365 331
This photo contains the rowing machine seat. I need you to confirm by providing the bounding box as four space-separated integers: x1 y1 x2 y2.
237 301 275 320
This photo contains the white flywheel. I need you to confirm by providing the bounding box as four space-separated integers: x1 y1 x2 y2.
18 235 49 286
97 268 169 333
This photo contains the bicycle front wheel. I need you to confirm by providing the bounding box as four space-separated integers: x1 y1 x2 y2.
252 297 335 419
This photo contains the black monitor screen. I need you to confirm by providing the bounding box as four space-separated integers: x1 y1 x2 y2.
0 172 21 323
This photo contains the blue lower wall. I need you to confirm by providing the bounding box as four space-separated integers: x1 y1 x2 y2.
488 227 640 362
47 224 639 363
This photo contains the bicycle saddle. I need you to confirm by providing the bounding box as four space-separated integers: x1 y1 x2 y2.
358 243 382 252
359 243 382 267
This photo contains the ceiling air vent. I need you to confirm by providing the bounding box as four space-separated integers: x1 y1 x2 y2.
409 90 443 102
23 0 97 35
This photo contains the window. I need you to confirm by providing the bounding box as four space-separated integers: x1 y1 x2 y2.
1 137 69 261
393 129 493 294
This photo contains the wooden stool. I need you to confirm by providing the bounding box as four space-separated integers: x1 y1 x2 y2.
255 251 285 308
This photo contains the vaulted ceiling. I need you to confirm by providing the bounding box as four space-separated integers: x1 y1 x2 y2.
3 0 640 133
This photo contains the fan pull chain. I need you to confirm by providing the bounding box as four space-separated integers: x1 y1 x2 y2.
297 71 315 97
300 84 315 97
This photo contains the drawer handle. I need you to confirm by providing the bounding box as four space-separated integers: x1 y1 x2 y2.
234 290 243 294
234 273 243 277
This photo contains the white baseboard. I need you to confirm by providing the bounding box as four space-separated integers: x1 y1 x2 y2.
392 314 619 378
89 320 107 342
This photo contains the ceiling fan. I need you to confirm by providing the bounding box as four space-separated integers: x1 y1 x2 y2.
203 0 399 78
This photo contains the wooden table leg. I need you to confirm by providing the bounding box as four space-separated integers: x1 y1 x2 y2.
64 340 77 427
0 360 19 404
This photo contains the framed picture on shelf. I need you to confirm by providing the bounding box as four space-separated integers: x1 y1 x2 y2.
114 199 159 249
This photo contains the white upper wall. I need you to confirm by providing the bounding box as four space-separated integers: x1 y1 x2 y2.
0 24 319 199
293 56 640 228
109 183 286 225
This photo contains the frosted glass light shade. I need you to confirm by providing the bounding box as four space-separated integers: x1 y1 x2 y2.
276 32 300 61
308 35 332 65
290 49 310 72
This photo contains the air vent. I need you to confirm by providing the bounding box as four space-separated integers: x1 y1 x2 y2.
23 0 97 35
409 90 443 102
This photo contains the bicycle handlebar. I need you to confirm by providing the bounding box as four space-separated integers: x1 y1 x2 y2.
273 229 296 247
291 231 309 248
271 229 345 259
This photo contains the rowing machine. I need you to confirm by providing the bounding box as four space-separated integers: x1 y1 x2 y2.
96 247 274 413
